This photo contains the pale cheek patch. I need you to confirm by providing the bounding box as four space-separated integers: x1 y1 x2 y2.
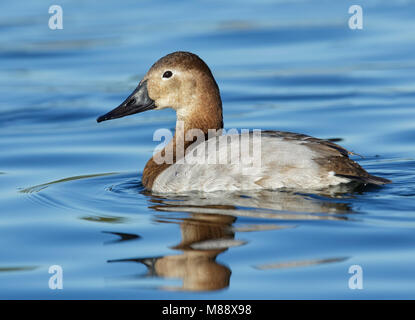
156 97 172 110
147 79 161 102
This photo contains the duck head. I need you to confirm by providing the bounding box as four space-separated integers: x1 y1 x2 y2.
97 51 223 129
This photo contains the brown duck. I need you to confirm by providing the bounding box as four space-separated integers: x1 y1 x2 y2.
97 51 391 193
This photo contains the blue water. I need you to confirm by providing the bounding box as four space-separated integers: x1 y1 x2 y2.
1 0 415 299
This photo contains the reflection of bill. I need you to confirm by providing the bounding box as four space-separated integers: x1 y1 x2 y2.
109 213 237 291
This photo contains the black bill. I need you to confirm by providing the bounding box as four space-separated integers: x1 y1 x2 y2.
97 80 155 123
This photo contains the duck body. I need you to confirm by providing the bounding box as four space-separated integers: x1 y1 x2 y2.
97 51 391 193
151 131 389 193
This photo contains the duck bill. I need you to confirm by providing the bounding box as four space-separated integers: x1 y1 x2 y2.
97 80 155 123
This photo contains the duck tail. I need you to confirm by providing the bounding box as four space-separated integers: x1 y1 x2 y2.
364 174 392 185
336 173 392 185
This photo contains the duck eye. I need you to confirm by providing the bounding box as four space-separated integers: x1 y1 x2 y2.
162 71 173 78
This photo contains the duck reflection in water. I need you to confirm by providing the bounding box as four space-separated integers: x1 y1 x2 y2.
109 212 236 291
108 188 352 291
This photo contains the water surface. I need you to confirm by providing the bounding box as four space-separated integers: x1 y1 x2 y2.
1 0 415 299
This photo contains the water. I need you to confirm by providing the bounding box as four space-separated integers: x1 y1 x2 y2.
1 0 414 299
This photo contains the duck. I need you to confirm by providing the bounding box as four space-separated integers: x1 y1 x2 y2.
97 51 391 193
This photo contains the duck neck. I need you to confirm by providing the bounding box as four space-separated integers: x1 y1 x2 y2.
142 89 223 190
